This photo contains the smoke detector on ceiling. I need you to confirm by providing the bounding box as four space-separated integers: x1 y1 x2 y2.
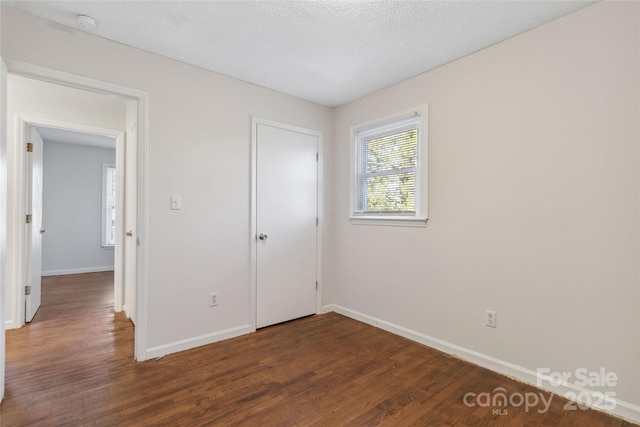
77 15 97 32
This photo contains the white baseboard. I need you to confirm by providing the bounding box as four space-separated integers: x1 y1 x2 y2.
121 305 136 326
5 319 16 330
144 324 252 360
42 266 114 276
322 304 640 424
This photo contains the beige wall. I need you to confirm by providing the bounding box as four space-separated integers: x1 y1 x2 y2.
1 0 638 420
329 0 639 409
1 7 333 351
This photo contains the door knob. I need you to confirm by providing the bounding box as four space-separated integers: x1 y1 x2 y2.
258 233 268 241
126 230 133 237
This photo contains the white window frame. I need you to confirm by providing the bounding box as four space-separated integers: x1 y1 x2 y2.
101 163 116 247
349 105 428 227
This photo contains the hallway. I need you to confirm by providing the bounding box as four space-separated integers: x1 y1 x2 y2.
2 272 134 425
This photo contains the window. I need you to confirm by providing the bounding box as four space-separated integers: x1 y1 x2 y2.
102 163 116 247
351 106 428 226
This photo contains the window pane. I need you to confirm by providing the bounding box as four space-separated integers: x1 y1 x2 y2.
366 129 417 173
365 172 415 213
356 125 418 214
351 107 427 221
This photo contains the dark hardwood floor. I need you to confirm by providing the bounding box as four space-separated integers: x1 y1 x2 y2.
0 272 634 426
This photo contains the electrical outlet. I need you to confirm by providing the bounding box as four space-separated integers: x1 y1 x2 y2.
209 292 218 307
486 310 497 328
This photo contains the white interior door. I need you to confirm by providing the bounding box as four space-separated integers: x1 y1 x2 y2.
256 122 318 328
123 119 137 325
25 126 43 322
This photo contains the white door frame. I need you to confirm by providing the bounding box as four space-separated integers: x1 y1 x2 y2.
250 117 323 331
16 116 125 318
4 60 150 361
0 56 9 402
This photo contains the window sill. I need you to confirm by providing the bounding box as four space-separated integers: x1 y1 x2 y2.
349 217 428 228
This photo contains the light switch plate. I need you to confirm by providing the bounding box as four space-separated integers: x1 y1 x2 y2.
170 194 182 210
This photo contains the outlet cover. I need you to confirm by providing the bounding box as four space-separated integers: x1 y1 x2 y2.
209 292 218 307
486 310 497 328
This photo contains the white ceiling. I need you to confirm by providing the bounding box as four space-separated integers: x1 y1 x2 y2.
35 126 116 150
5 1 595 107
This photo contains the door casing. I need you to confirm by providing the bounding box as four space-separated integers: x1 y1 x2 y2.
250 117 323 331
0 56 8 402
4 60 150 361
17 116 125 322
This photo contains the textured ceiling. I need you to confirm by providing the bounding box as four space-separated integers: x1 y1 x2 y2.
4 1 594 107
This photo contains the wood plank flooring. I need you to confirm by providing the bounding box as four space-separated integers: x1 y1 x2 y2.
0 272 635 426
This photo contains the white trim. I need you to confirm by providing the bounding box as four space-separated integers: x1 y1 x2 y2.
121 304 136 320
4 59 150 362
323 304 640 424
42 266 114 276
13 116 123 139
349 104 429 224
113 133 125 312
250 117 323 331
132 81 150 362
7 61 144 105
144 324 251 360
8 114 27 329
0 56 7 401
316 127 324 316
349 217 428 227
250 119 258 333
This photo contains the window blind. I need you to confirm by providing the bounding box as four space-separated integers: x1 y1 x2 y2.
355 117 419 215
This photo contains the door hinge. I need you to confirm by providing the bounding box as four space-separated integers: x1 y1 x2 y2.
316 217 319 226
25 285 31 296
26 142 33 152
316 152 319 161
316 281 318 290
26 214 32 224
